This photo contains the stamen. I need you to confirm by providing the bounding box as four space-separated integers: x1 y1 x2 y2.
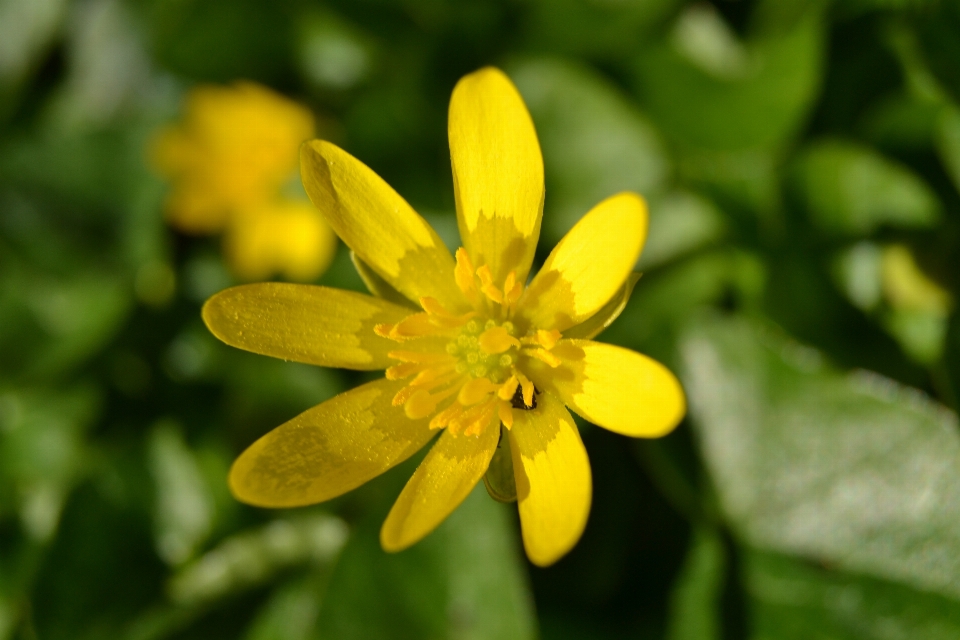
498 375 519 401
476 265 504 304
430 402 464 430
517 372 535 408
410 365 457 387
404 390 437 419
498 401 514 429
385 362 426 380
503 271 523 307
478 326 521 354
536 329 562 350
387 350 453 363
455 248 479 303
527 347 562 368
458 377 499 406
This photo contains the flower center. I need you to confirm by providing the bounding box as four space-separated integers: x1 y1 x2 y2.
374 247 563 436
448 319 518 383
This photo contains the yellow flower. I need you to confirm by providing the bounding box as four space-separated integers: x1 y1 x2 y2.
202 68 686 566
153 81 336 281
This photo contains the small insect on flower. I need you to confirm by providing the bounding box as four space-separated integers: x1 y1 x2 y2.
202 67 686 567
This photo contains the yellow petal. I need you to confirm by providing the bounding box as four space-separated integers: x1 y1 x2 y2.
380 418 500 552
350 250 418 308
301 140 465 310
449 67 544 286
203 283 421 370
563 273 641 340
519 193 648 333
527 340 685 438
509 392 591 567
229 378 436 507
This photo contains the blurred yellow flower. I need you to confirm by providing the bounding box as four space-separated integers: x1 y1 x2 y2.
153 81 336 281
202 68 686 566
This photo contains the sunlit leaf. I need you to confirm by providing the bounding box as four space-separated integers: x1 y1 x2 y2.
790 139 941 236
681 314 960 601
745 549 960 640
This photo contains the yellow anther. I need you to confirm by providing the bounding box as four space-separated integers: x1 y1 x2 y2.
387 350 452 363
386 362 422 380
387 314 438 340
498 401 514 429
503 271 516 295
478 326 521 354
517 372 535 408
529 348 562 368
536 329 562 350
476 265 504 304
430 402 463 430
419 296 452 316
463 400 497 436
498 375 519 400
455 248 478 300
505 282 523 306
458 377 498 406
374 323 395 338
404 389 437 419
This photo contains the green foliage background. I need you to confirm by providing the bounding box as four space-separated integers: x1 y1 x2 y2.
2 0 960 637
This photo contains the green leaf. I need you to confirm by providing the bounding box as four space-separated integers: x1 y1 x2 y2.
148 421 215 566
605 250 765 349
936 105 960 195
167 513 348 605
680 313 960 601
640 191 726 270
665 527 725 640
243 571 327 640
790 139 941 236
0 269 132 380
0 385 99 540
522 0 681 59
633 4 823 151
510 57 669 244
744 549 960 640
316 485 536 640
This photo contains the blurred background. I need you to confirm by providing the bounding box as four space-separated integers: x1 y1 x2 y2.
3 0 960 637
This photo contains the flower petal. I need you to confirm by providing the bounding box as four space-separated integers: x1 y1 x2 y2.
380 417 500 552
527 339 685 438
349 250 418 308
229 378 437 507
203 283 417 370
301 140 464 309
519 193 648 333
562 272 641 340
509 392 591 567
449 67 544 286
